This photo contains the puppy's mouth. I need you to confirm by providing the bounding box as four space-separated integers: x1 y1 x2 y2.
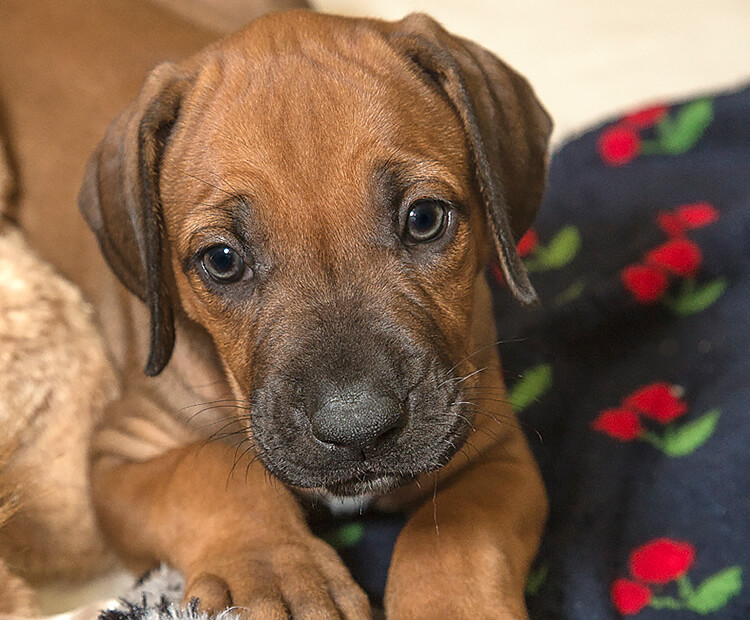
248 396 472 497
312 473 413 498
244 320 476 497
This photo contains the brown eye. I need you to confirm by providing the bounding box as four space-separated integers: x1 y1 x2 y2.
201 245 247 283
405 200 449 242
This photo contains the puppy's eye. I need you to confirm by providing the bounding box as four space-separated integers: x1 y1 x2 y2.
201 245 247 283
405 200 450 243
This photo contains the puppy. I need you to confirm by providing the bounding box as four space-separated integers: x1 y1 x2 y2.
4 4 551 618
0 129 117 613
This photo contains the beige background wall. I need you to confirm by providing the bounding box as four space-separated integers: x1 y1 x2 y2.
317 0 750 145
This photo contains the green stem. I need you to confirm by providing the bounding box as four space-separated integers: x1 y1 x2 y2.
663 280 696 313
640 431 665 451
523 256 547 273
650 595 685 610
661 294 677 313
677 575 695 599
639 139 663 155
679 278 697 296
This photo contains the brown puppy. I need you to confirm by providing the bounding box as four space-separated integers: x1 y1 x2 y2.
3 3 551 618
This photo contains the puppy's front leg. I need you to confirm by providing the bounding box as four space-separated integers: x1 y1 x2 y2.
91 409 369 618
384 424 546 619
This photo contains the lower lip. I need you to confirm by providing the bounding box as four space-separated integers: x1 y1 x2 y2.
327 474 406 497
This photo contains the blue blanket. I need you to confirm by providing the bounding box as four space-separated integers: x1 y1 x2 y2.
313 85 750 619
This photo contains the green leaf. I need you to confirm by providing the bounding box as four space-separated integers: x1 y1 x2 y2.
324 523 364 549
661 409 721 457
526 226 581 271
657 99 714 154
668 277 728 316
553 279 586 306
686 566 743 614
525 563 549 596
510 364 553 413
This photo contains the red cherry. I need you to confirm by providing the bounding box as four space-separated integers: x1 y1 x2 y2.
657 211 685 238
629 538 696 584
658 203 719 237
592 408 643 441
646 239 702 278
623 105 669 129
611 578 653 615
621 264 669 303
675 202 719 229
598 125 641 166
517 229 538 258
623 382 687 424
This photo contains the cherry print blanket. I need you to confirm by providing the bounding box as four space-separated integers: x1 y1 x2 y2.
309 85 750 619
104 86 750 619
489 84 750 618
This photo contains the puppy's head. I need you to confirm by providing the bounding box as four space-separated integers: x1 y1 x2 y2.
79 11 551 496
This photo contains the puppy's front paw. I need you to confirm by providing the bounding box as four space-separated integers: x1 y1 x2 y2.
183 536 370 619
385 528 529 620
386 566 528 620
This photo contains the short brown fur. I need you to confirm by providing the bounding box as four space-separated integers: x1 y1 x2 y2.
1 3 550 618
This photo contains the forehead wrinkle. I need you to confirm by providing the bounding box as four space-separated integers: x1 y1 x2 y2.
200 25 466 166
179 12 469 177
224 75 466 237
169 24 473 275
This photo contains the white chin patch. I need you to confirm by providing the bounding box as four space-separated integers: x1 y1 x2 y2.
321 493 374 517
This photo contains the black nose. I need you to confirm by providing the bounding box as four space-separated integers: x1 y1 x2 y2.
311 383 403 450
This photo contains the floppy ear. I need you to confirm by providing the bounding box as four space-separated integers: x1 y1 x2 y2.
79 63 192 376
384 14 552 304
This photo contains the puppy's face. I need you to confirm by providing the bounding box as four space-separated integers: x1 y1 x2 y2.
162 25 486 495
79 12 551 497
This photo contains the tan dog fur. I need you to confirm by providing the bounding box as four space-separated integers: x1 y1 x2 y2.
0 137 116 612
1 2 550 617
0 226 116 614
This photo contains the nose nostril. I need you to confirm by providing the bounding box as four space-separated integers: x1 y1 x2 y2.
310 384 404 450
375 420 402 444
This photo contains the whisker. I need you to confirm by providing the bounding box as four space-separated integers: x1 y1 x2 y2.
179 398 249 412
207 428 251 443
438 366 493 388
467 410 518 424
444 337 527 377
186 403 253 426
446 404 523 433
189 410 250 430
201 418 242 443
243 452 263 484
445 411 475 431
201 423 240 450
458 394 513 407
465 406 544 444
205 170 242 198
458 437 482 459
467 391 545 412
226 440 256 487
432 473 439 537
